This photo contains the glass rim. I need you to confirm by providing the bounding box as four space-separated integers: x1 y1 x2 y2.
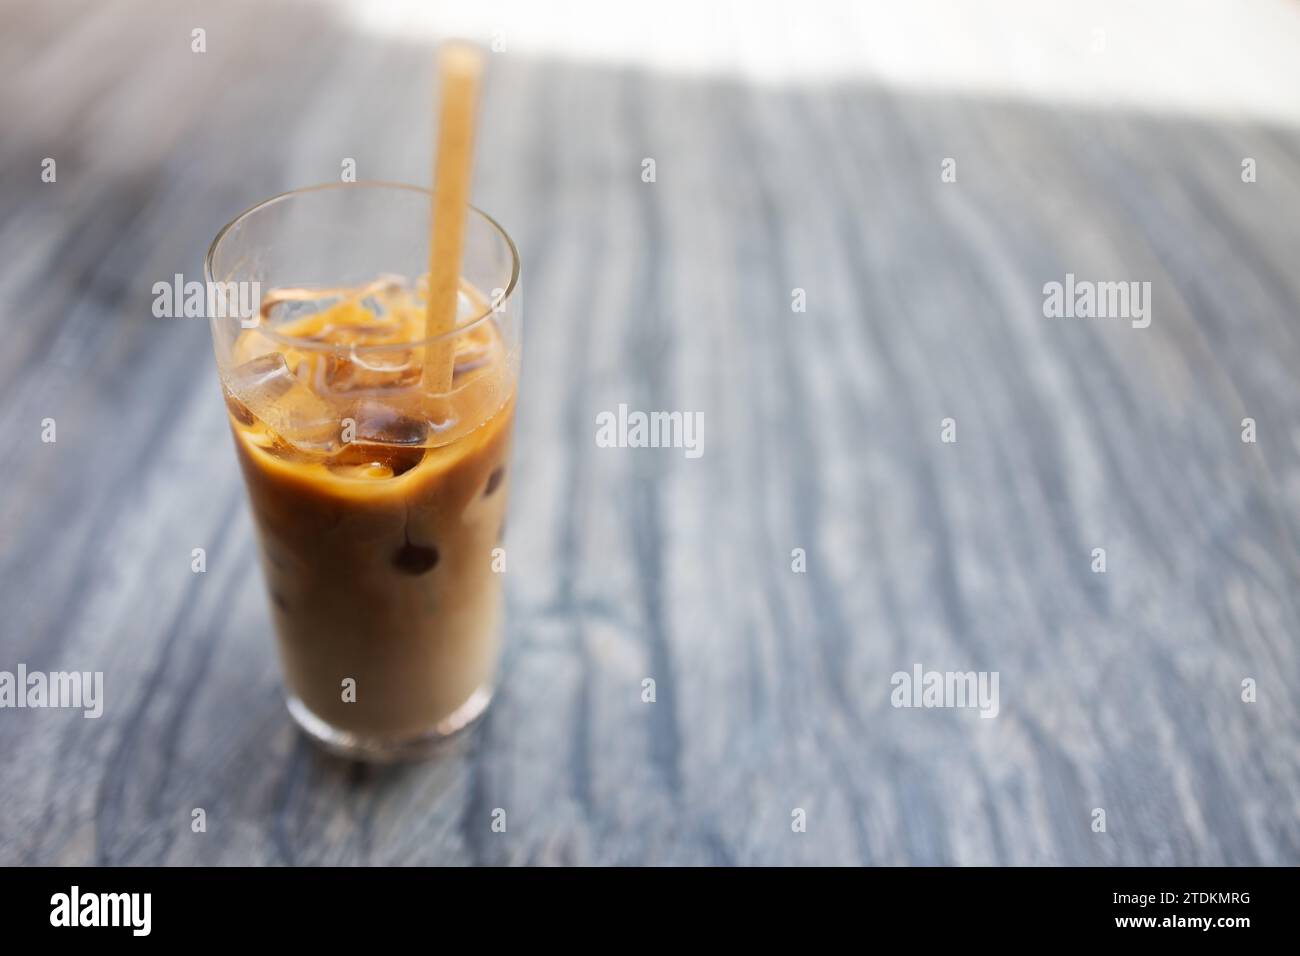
204 180 520 353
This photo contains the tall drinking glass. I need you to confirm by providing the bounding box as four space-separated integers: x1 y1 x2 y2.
205 182 520 761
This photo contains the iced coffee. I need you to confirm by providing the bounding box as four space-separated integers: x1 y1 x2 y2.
229 278 515 752
206 181 521 760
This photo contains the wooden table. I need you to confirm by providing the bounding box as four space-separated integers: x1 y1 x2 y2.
1 0 1297 865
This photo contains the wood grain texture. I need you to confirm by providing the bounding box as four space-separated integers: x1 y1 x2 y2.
0 0 1298 866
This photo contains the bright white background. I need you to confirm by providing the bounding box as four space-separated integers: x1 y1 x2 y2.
331 0 1300 122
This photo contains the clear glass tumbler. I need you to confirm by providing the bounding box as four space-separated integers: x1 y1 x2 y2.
205 182 520 761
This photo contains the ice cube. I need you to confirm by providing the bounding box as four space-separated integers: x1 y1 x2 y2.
330 441 425 477
416 280 479 318
452 340 493 380
322 350 421 393
349 400 429 446
224 389 256 426
325 460 396 480
358 273 409 319
457 287 477 321
392 539 439 574
263 288 345 333
225 353 341 453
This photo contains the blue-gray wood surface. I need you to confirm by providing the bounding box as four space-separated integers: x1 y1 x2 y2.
1 1 1297 865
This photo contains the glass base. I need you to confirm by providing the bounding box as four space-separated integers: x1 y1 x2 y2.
286 685 493 763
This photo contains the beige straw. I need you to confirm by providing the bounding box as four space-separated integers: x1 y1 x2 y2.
423 42 483 392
